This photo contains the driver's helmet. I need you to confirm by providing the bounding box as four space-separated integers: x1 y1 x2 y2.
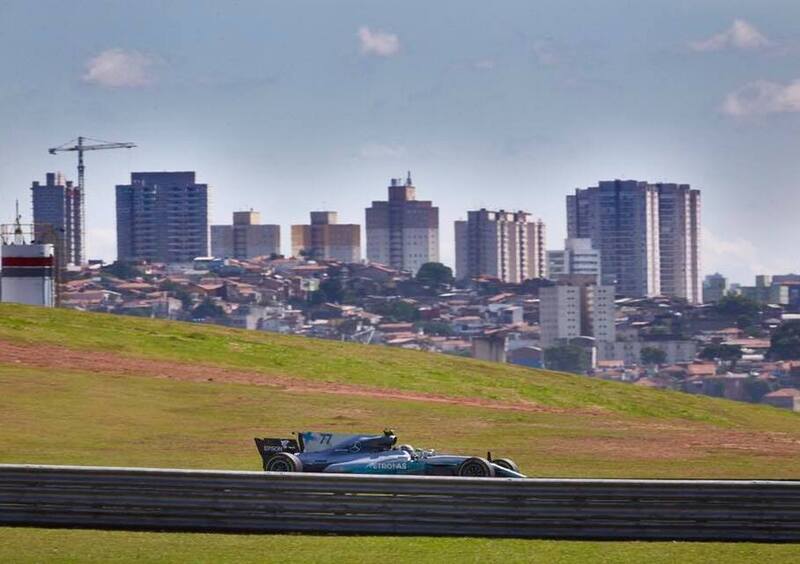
397 444 415 454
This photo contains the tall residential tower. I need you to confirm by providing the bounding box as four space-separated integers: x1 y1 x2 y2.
116 171 209 263
566 179 700 302
656 183 701 304
454 209 545 283
365 173 438 274
31 172 84 267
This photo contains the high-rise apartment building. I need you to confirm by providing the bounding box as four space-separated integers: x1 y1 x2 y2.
454 209 545 283
539 275 616 348
567 180 660 298
702 273 727 303
291 211 360 262
567 179 701 302
31 172 85 266
546 238 601 283
211 211 280 259
656 183 701 304
365 173 438 274
116 171 209 263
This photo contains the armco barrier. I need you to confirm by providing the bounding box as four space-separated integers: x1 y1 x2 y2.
0 464 799 541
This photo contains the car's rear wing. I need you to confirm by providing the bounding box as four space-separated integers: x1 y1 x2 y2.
254 438 300 468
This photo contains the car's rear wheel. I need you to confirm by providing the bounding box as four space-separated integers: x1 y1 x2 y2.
493 457 520 473
456 457 495 478
265 452 303 472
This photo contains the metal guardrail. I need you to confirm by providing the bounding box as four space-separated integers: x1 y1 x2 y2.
1 464 799 541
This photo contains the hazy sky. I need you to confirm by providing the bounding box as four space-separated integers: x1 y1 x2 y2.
2 1 800 283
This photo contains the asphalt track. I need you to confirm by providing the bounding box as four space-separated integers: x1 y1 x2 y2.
1 464 799 541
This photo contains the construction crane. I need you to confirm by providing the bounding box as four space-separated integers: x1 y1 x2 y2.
47 136 135 265
48 136 136 194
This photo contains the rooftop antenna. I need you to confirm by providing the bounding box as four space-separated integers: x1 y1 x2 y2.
13 199 24 244
406 170 412 185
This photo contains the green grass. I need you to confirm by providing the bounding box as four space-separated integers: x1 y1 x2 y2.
0 303 798 426
3 364 799 478
1 528 798 564
1 303 800 561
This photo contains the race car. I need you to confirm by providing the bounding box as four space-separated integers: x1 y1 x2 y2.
254 429 524 478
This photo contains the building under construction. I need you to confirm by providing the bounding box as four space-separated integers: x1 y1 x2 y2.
31 172 83 268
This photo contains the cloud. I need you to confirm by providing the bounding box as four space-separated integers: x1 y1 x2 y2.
690 19 769 52
358 143 406 159
721 79 800 116
702 227 770 281
83 48 155 88
357 27 400 57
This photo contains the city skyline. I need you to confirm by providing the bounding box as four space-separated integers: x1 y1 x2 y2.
3 2 800 283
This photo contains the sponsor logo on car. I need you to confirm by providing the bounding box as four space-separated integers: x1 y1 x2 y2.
370 462 408 470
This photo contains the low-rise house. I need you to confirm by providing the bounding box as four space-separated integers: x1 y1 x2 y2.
61 289 122 310
451 316 486 336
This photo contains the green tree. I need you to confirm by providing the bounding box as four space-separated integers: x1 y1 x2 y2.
102 261 142 279
416 262 454 288
191 299 225 320
769 321 800 360
371 300 420 322
417 321 454 336
743 377 773 403
318 278 343 303
159 280 193 310
699 344 743 370
715 294 760 318
640 347 667 366
544 345 591 374
699 344 742 362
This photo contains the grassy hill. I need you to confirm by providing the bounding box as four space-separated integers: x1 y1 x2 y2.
1 302 800 476
1 303 799 562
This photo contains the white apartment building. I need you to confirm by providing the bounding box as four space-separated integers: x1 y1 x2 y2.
546 238 600 282
539 284 582 346
539 276 616 348
657 183 701 304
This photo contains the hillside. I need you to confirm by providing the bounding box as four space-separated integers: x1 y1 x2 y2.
1 302 799 478
2 303 800 562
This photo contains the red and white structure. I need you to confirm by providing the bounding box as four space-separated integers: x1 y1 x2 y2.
0 243 55 307
1 212 55 307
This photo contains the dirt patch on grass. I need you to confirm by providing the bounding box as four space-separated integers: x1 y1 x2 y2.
0 340 566 414
3 339 800 467
540 427 800 461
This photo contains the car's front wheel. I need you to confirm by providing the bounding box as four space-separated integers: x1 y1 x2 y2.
265 452 303 472
456 457 495 478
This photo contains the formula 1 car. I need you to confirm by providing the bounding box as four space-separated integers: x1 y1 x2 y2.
254 430 525 478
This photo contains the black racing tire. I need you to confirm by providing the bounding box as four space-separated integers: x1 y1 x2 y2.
456 457 495 478
493 458 520 473
265 452 303 473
